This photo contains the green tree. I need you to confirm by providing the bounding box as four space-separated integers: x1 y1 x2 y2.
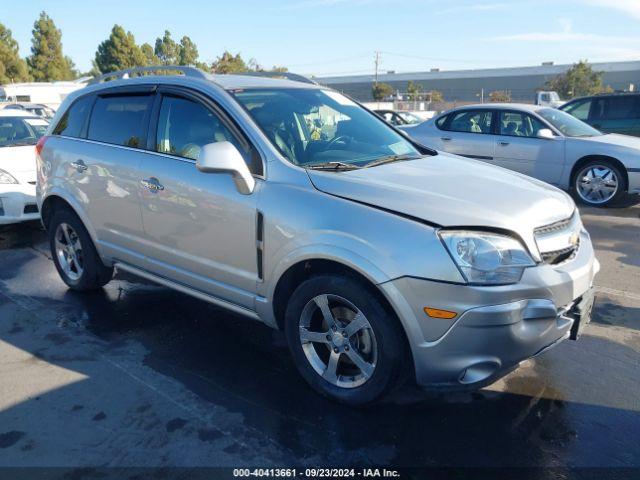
211 51 248 74
406 80 423 101
94 25 146 74
27 12 75 81
140 43 159 66
372 82 393 101
154 30 179 65
271 65 288 73
489 90 511 102
427 90 443 102
178 36 199 65
545 60 610 98
0 23 31 83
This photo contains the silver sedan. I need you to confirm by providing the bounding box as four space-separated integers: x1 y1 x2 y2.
401 103 640 206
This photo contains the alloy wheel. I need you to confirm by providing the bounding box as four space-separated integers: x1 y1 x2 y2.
298 294 377 388
54 222 84 281
576 165 619 205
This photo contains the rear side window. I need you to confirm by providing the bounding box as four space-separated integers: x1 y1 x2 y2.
592 96 639 120
447 110 492 134
53 95 94 138
88 95 153 148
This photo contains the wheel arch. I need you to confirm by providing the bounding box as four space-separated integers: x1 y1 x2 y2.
40 192 99 245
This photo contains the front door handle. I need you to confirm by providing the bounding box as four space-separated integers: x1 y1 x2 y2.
141 178 164 192
499 141 510 146
70 159 88 172
441 136 452 141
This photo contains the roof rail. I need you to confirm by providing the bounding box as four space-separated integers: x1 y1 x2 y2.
87 66 210 85
241 71 318 85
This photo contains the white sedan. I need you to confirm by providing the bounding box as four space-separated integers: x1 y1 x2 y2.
400 103 640 206
0 110 48 224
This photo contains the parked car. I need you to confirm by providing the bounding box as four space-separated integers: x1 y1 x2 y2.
401 103 640 206
534 91 564 108
0 110 48 224
374 109 422 126
559 92 640 137
37 67 598 405
2 102 56 119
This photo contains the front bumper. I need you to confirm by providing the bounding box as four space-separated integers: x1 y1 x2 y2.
628 169 640 194
0 184 39 225
380 229 599 389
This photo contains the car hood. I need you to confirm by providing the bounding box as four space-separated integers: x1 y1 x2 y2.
0 145 37 183
307 152 575 259
575 133 640 149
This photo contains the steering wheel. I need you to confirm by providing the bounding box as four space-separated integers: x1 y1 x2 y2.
326 135 351 150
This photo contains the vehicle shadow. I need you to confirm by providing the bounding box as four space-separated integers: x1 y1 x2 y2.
0 271 638 469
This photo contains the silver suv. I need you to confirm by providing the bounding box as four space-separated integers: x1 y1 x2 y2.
36 67 599 405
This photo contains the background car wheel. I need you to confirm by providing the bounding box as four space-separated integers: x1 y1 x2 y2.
284 274 407 406
49 208 113 290
573 160 626 207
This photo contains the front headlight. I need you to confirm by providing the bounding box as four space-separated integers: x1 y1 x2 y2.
439 230 535 285
0 169 18 184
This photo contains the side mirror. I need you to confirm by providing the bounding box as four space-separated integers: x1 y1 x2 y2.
196 141 256 195
536 128 555 140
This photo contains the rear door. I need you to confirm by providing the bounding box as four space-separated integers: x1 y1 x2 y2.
57 87 154 265
492 110 565 185
436 109 497 163
590 96 640 136
136 86 262 308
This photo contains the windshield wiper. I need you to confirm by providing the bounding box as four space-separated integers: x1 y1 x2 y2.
306 161 362 171
364 153 422 168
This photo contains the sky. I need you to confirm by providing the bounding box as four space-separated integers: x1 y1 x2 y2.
4 0 640 77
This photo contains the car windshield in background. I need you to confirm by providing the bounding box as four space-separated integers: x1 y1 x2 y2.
0 116 48 147
231 88 421 167
399 112 422 124
538 108 602 137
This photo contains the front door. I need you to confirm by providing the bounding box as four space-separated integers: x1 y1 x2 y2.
493 110 566 185
137 89 261 308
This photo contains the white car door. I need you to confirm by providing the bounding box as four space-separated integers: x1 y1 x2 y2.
435 109 497 164
493 110 565 185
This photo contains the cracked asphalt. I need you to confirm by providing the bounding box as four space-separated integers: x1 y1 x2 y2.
0 200 638 477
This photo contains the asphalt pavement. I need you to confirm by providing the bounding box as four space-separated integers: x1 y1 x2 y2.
0 200 638 478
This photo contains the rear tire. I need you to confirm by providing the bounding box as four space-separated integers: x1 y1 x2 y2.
284 274 407 406
572 160 626 207
48 208 113 290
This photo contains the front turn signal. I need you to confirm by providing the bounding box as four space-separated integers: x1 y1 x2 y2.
423 307 457 319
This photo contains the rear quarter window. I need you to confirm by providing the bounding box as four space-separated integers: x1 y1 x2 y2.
53 95 94 138
87 94 153 148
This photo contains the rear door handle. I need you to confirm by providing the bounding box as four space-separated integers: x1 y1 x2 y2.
141 178 164 192
70 159 88 172
441 137 452 141
499 141 510 146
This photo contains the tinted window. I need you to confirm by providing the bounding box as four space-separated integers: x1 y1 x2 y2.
53 95 94 137
563 99 591 121
88 95 153 148
156 95 252 166
435 114 448 129
447 110 492 134
498 111 546 138
593 96 639 120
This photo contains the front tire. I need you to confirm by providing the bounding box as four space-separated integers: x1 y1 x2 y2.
48 208 113 290
573 160 626 207
284 274 406 406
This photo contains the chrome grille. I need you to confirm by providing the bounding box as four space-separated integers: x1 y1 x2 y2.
534 213 581 265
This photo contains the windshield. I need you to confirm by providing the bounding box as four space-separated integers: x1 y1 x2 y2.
0 116 49 147
398 112 422 124
538 108 601 137
231 88 421 167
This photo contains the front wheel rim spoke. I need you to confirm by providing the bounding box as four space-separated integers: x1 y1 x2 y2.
323 351 340 382
314 294 336 326
344 312 369 337
299 327 329 344
345 349 374 378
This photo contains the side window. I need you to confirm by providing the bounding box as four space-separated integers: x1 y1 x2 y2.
156 95 252 167
435 114 448 129
53 95 94 138
446 110 492 134
564 99 591 121
498 111 546 138
87 94 153 148
602 96 638 120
